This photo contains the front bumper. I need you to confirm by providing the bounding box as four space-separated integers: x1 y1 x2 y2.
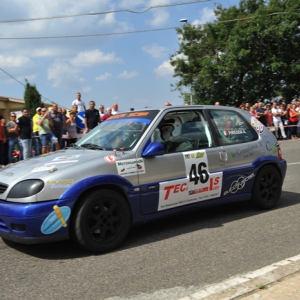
0 198 76 244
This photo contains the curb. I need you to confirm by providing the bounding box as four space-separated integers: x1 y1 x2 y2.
178 254 300 300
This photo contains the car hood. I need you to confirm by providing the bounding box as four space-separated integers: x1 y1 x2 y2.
0 148 132 185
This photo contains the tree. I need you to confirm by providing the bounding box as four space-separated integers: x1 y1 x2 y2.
24 79 43 116
170 0 300 106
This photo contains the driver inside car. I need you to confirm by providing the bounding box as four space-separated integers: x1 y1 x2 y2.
152 118 194 153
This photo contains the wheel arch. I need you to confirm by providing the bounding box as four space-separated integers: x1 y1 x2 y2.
252 156 286 183
69 183 133 227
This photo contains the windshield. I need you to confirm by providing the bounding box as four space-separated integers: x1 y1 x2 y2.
76 117 153 151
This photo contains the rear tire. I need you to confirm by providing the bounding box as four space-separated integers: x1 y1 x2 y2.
250 165 282 209
71 189 131 253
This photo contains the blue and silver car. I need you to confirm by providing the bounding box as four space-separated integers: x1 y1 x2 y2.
0 106 287 253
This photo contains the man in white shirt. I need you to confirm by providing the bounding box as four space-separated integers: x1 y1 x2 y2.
271 102 287 140
99 105 106 118
72 92 86 112
112 102 121 115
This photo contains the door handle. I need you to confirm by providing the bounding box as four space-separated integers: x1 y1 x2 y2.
219 151 228 162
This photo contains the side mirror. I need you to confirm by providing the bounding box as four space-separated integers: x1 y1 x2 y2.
142 142 165 157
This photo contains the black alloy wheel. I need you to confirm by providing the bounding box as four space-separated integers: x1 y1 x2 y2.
250 165 282 209
71 189 131 253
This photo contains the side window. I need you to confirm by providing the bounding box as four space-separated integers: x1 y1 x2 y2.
151 110 215 153
208 109 258 145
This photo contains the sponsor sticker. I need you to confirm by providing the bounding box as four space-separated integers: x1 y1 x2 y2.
116 158 145 176
41 206 71 234
104 155 117 164
224 173 254 195
251 117 265 134
158 150 223 211
32 165 55 172
52 155 80 161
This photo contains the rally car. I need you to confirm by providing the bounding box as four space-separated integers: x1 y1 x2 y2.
0 106 287 253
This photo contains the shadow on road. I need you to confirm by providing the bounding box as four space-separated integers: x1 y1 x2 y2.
2 189 299 259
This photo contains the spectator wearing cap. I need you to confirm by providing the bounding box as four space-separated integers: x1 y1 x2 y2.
32 107 42 156
37 108 60 154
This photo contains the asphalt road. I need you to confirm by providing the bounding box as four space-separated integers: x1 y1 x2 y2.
1 140 300 300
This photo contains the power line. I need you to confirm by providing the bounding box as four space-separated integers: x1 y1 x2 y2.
0 67 53 104
0 11 294 41
0 27 176 40
0 0 210 23
0 67 25 86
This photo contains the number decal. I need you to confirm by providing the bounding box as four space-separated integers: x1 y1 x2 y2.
189 162 209 185
189 163 199 185
199 162 209 183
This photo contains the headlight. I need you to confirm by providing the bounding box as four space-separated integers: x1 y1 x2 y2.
8 180 45 198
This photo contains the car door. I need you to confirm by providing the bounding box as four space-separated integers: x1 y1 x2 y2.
136 108 225 215
206 108 263 198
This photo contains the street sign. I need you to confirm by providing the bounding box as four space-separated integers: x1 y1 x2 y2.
76 111 85 129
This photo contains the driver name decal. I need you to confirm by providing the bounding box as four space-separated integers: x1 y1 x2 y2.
158 150 223 211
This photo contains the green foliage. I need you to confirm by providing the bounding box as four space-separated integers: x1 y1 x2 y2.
170 0 300 106
23 79 43 116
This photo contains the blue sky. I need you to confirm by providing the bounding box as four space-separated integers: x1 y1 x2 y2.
0 0 239 111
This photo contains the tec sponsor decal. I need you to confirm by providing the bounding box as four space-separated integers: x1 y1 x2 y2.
116 158 145 176
223 173 254 195
158 150 223 211
251 117 265 134
104 155 117 164
41 205 70 234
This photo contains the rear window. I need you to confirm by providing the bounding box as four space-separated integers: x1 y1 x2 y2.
207 109 259 145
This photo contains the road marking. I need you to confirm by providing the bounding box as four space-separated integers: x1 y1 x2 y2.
178 254 300 300
287 162 300 165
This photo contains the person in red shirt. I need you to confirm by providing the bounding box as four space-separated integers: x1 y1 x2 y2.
101 107 113 121
0 116 7 167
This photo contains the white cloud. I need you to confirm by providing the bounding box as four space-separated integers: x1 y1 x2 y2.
71 50 123 67
154 60 174 78
117 70 139 79
95 72 112 81
119 0 144 8
47 62 87 89
192 7 215 25
146 9 170 27
142 44 167 58
0 54 34 68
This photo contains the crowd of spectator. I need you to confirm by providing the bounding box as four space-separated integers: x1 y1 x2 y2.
216 97 300 140
1 93 300 168
0 92 123 168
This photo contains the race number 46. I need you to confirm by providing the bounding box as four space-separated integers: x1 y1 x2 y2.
189 162 209 185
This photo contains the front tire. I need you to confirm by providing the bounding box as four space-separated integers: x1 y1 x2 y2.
250 165 282 209
71 189 131 253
